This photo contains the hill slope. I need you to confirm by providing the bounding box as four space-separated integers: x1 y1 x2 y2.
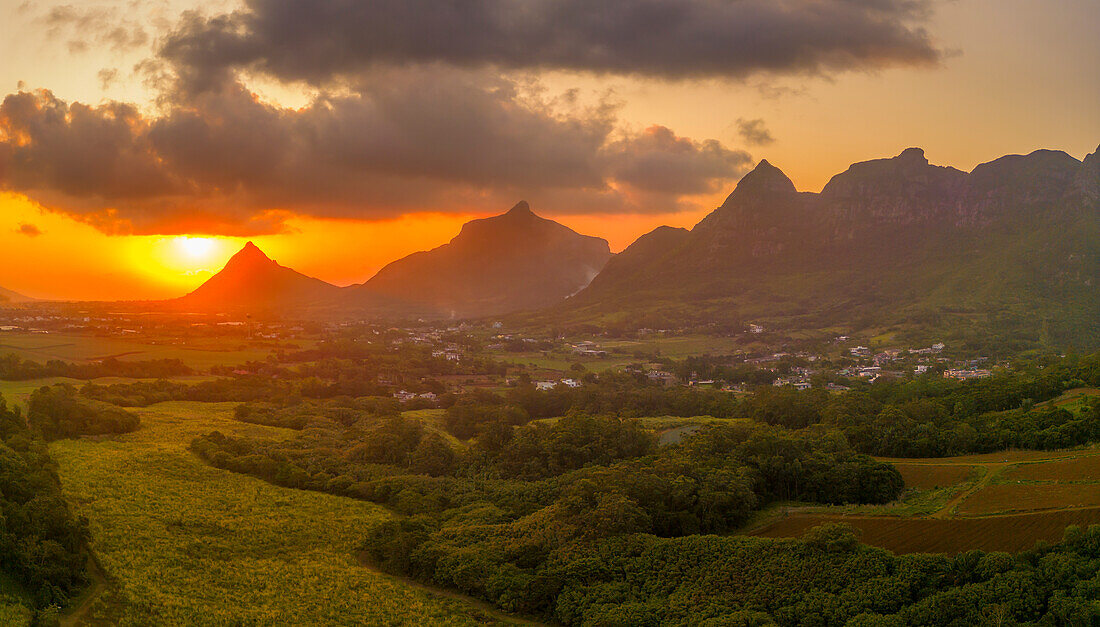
547 146 1100 348
0 286 34 303
348 201 611 318
175 242 341 312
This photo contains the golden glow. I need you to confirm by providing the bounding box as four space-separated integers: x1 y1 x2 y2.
0 0 1094 302
175 236 216 261
0 191 703 302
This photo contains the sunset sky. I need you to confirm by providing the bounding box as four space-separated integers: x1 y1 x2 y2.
1 0 1097 301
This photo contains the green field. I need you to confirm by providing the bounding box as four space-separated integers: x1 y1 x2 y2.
596 335 746 357
402 408 465 449
48 401 526 625
750 446 1100 554
0 331 277 369
0 376 215 409
495 334 749 375
1035 387 1100 414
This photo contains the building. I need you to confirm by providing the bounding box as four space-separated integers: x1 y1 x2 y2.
944 369 992 381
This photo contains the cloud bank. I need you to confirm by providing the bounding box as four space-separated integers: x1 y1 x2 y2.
162 0 941 89
0 0 944 235
0 77 751 234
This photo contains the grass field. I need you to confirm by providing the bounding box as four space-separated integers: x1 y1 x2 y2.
957 484 1100 515
49 401 527 625
0 376 216 409
876 447 1100 465
753 446 1100 553
402 408 466 449
1035 387 1100 413
893 463 978 490
750 508 1100 554
953 448 1100 515
596 335 745 358
0 331 276 369
493 335 749 375
1003 454 1100 482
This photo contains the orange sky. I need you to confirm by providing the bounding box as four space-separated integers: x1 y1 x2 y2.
0 191 709 300
0 0 1097 301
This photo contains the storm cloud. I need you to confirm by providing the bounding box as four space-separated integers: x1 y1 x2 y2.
0 0 945 235
0 75 752 235
160 0 942 90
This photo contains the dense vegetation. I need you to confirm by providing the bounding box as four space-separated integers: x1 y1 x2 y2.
458 353 1100 458
0 354 191 381
191 407 913 622
27 384 140 441
74 350 1100 462
528 523 1100 624
179 353 1100 623
0 395 88 609
188 400 1100 623
747 353 1100 456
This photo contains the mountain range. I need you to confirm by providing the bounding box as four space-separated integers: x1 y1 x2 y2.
163 144 1099 348
546 146 1099 348
175 202 612 318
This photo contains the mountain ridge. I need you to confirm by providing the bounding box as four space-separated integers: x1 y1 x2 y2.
348 201 612 318
541 146 1099 348
0 285 35 303
173 203 612 318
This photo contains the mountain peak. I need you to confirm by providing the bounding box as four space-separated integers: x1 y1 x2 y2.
358 202 611 317
897 147 929 166
177 241 337 311
731 159 797 197
228 241 274 266
506 200 533 216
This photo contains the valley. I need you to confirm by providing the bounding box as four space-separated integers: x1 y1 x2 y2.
1 3 1096 622
48 401 528 625
0 144 1096 625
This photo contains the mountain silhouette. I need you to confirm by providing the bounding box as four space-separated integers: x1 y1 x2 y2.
176 242 340 312
348 201 611 318
549 147 1100 347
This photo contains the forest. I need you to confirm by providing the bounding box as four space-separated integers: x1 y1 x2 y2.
0 395 88 612
0 354 191 381
2 348 1098 623
178 352 1100 623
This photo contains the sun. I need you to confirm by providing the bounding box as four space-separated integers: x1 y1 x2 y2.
175 236 216 260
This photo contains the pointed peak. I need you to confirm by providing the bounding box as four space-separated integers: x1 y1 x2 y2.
227 241 274 265
505 200 533 216
732 159 796 196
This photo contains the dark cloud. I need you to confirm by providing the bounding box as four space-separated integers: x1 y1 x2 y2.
605 126 752 195
16 223 42 237
159 0 942 91
8 0 935 234
0 77 753 235
736 118 776 146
